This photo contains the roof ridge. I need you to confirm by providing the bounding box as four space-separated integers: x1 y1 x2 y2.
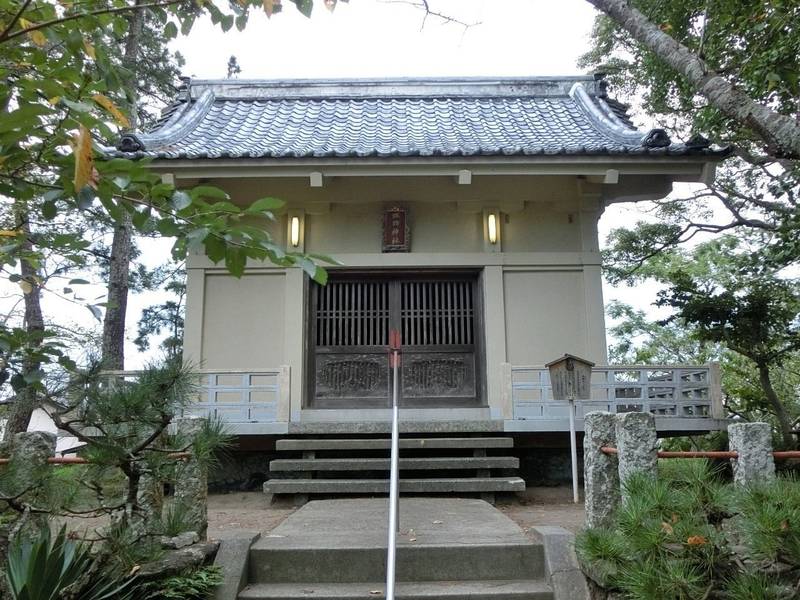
187 76 604 101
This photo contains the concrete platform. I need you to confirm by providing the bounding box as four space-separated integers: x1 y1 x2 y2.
252 498 533 549
239 580 553 599
240 499 557 600
264 477 525 495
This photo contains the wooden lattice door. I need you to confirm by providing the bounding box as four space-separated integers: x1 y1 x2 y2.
308 273 482 408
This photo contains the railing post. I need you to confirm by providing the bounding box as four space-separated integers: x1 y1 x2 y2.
277 365 291 423
709 362 724 419
583 412 619 528
728 422 775 486
615 412 658 499
500 362 513 420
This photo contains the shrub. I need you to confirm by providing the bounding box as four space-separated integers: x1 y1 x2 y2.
140 566 224 600
577 460 800 598
5 526 137 600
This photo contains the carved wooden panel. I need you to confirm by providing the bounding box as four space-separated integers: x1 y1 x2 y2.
315 354 389 399
402 352 476 398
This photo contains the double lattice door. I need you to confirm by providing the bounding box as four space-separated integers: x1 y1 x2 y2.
308 273 482 408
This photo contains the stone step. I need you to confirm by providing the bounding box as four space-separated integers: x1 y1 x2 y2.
249 541 543 584
238 580 553 599
275 437 514 452
264 477 526 495
270 456 519 472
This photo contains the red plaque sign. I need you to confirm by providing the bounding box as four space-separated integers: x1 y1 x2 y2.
382 207 410 252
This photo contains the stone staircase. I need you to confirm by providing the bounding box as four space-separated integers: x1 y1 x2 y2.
263 436 525 503
236 498 554 600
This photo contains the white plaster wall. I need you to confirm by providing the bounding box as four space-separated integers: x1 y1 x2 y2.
503 270 606 365
200 272 286 369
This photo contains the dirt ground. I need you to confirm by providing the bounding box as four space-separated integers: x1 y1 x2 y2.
206 486 586 539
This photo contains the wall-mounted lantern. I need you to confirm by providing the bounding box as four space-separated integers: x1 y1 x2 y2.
287 209 305 252
483 208 501 252
546 353 595 505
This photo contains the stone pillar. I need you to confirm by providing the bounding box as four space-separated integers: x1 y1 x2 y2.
174 418 208 539
728 422 775 486
615 412 657 498
583 412 619 528
7 431 56 497
137 469 164 534
4 431 56 539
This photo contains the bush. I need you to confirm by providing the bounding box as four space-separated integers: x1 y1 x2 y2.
139 566 223 600
576 460 800 599
5 526 137 600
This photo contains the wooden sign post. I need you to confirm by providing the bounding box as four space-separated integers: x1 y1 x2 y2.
546 354 595 504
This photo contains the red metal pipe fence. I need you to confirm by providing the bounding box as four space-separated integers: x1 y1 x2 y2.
0 452 192 466
600 446 800 460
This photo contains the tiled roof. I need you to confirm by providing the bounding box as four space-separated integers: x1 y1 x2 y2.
110 77 720 160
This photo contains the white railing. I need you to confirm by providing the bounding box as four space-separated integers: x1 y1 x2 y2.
510 364 722 420
184 369 287 423
103 368 289 424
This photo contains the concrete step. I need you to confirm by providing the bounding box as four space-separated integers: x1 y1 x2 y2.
270 456 519 472
264 477 526 495
275 437 514 452
249 541 543 583
239 580 553 599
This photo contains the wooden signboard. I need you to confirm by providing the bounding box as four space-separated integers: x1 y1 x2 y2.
382 207 410 253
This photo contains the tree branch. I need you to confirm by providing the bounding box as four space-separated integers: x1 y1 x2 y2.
586 0 800 159
0 0 187 44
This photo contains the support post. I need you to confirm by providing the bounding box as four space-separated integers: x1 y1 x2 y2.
174 418 209 539
583 412 619 528
569 398 579 504
615 412 657 500
728 422 775 486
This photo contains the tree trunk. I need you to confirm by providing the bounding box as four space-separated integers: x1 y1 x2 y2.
585 0 800 159
757 362 795 449
100 1 144 370
2 211 45 441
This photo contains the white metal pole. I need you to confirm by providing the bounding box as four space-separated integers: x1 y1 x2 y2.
386 346 400 600
569 397 579 504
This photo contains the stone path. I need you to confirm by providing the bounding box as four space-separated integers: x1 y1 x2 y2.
206 488 586 540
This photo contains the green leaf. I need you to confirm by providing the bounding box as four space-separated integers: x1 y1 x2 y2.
204 235 227 263
164 21 178 39
41 201 57 220
156 218 181 236
291 0 314 17
186 227 210 253
225 246 246 277
172 190 192 211
190 185 229 201
246 197 285 213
